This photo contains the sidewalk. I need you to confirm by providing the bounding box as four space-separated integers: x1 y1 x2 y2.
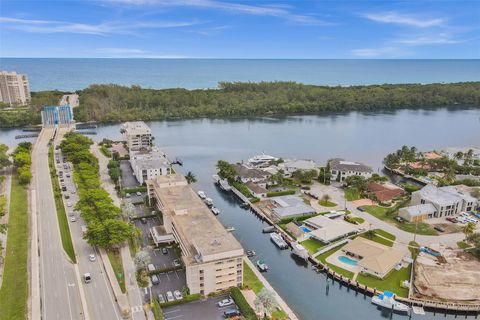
244 258 299 320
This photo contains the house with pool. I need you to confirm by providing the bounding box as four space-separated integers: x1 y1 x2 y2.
302 215 358 243
340 237 407 279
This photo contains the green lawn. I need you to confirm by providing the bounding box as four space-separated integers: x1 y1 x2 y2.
318 199 337 207
243 261 264 294
356 265 411 298
360 205 437 236
344 187 360 201
457 241 471 249
300 238 326 254
107 250 126 293
0 175 29 320
351 217 365 224
48 146 76 263
317 245 354 279
359 229 396 247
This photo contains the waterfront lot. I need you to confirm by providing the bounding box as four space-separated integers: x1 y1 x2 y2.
163 294 235 320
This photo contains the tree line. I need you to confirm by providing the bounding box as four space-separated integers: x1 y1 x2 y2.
60 133 135 248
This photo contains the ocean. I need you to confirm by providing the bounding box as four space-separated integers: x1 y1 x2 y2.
0 58 479 91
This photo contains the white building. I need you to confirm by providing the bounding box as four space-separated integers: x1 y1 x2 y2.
148 174 244 295
233 164 271 185
398 203 437 222
410 184 477 218
303 215 358 243
329 158 373 182
122 121 153 151
279 159 318 177
0 71 30 106
130 147 170 185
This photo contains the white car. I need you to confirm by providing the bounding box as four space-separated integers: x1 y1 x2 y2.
67 202 72 207
136 191 142 196
70 216 77 222
173 290 183 300
71 190 76 194
217 298 234 307
166 291 175 302
125 193 131 198
89 254 96 262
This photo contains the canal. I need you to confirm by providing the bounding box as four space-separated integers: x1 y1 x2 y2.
1 108 479 319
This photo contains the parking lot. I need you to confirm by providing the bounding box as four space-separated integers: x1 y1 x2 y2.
163 294 237 320
134 215 161 246
120 160 139 188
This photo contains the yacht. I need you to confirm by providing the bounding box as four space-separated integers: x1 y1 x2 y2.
211 207 220 215
291 243 309 261
212 174 220 184
204 198 213 207
270 232 289 249
256 260 268 272
371 291 410 313
225 226 235 232
197 191 206 199
246 250 256 257
247 153 279 167
219 179 231 191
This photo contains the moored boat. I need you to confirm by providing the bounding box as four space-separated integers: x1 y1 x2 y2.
225 226 235 232
211 206 220 215
291 242 309 261
204 198 213 207
197 190 206 199
256 259 268 272
371 291 409 313
270 232 288 249
246 250 256 257
219 179 231 191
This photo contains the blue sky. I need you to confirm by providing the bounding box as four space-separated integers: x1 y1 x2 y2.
0 0 479 58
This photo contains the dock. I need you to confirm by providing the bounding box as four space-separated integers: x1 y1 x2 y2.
15 133 39 139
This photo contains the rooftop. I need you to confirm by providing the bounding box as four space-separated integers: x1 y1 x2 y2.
366 182 405 202
281 159 317 170
330 158 372 173
150 174 243 263
245 181 268 194
305 215 358 243
401 203 436 217
131 147 169 170
416 184 474 206
233 164 270 179
122 121 152 135
272 195 316 218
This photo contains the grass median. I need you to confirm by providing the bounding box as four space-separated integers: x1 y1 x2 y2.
107 249 126 293
0 175 29 320
48 146 76 263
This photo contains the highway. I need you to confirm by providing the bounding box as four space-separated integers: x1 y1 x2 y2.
55 128 123 320
32 128 84 320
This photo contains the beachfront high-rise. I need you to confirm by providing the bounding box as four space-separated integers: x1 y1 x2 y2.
0 71 31 107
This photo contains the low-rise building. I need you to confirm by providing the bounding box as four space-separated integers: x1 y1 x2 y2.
270 195 316 220
330 158 373 182
245 181 268 198
398 203 437 222
411 184 478 218
130 147 170 185
366 182 405 203
342 237 407 279
147 174 244 295
233 164 271 185
304 215 358 244
0 71 30 106
122 121 153 151
278 159 318 177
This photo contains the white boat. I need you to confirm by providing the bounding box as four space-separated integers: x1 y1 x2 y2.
197 191 206 199
371 291 410 313
219 179 231 191
212 174 220 183
256 260 268 272
211 207 220 215
270 232 288 249
291 243 309 261
204 198 213 207
247 153 279 167
225 226 235 232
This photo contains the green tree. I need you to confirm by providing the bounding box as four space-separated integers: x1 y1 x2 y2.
0 144 11 169
463 222 476 239
13 151 31 167
86 219 135 249
254 288 278 318
185 171 197 184
17 166 32 185
216 160 237 181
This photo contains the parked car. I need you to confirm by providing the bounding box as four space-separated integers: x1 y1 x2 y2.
89 254 96 262
67 202 72 207
173 290 183 300
62 186 67 192
446 217 458 223
71 190 76 194
357 207 365 212
172 259 181 267
147 264 156 272
161 247 168 255
136 191 142 196
125 193 131 198
151 274 160 285
65 194 70 199
83 273 92 283
218 298 234 307
66 173 70 178
166 291 175 302
157 294 165 304
223 309 241 318
70 216 76 222
434 226 445 233
141 218 147 224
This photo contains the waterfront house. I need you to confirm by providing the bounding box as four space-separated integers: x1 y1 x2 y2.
233 164 271 185
245 181 268 198
270 195 316 220
366 182 405 203
329 158 373 182
342 237 407 279
398 203 437 222
304 215 358 244
278 159 318 177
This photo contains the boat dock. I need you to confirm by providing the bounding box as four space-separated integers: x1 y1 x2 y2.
15 133 39 139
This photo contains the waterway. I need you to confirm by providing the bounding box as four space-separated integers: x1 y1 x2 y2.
1 108 479 319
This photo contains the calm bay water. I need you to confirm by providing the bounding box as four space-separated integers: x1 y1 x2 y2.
0 58 479 91
1 109 479 319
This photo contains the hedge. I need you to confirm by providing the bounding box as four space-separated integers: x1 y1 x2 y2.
230 287 258 320
267 190 295 197
159 293 201 308
152 298 165 320
122 186 148 194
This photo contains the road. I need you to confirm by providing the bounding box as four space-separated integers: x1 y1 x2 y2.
60 94 79 108
55 128 123 320
32 128 84 320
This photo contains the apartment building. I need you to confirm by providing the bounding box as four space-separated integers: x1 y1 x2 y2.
329 158 373 182
0 71 31 106
130 147 171 184
121 121 153 151
410 184 477 218
148 174 244 295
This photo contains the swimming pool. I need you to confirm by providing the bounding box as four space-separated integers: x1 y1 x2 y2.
338 256 358 266
300 226 312 233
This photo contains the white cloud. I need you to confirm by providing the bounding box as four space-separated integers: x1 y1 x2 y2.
395 33 461 45
0 16 201 35
106 0 331 25
351 46 411 58
363 11 446 28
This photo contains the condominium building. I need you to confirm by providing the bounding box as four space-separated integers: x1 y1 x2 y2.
410 184 478 218
130 147 171 185
0 71 31 106
121 121 153 151
148 174 244 295
330 158 373 182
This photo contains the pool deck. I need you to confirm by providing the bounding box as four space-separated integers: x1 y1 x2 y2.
325 250 360 274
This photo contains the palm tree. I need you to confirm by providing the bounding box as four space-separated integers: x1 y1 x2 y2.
365 230 376 239
463 222 476 240
185 171 197 184
454 151 464 160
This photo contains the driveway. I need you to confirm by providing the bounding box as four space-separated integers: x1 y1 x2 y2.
120 160 139 188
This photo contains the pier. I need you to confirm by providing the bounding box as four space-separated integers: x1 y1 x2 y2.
15 133 39 139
